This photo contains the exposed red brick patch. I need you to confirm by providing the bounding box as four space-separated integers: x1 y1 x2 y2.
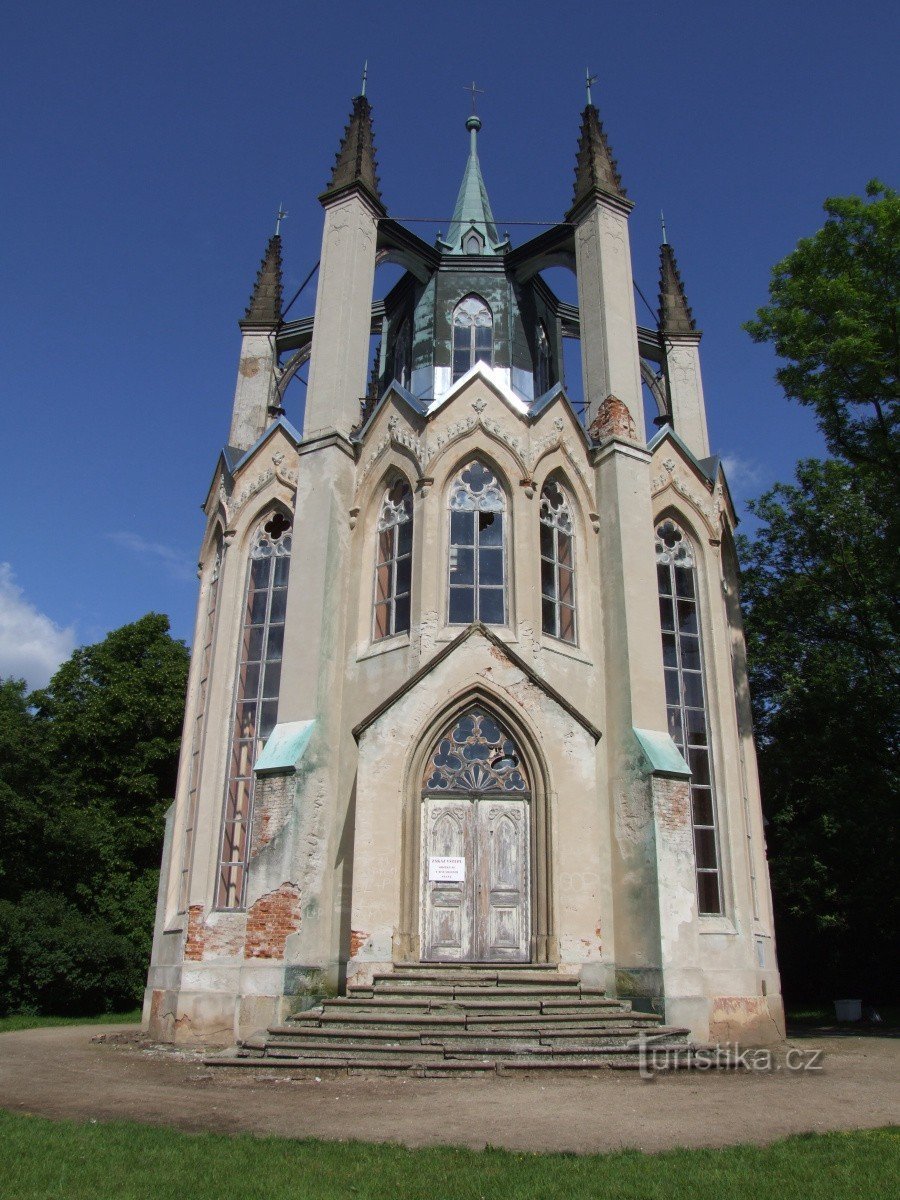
349 929 369 957
184 904 246 960
655 778 691 832
588 394 637 441
244 883 302 959
184 905 206 961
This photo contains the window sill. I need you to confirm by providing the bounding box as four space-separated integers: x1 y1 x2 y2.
357 632 411 662
540 637 593 666
698 915 738 936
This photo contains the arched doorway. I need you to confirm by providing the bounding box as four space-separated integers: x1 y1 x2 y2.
420 706 531 962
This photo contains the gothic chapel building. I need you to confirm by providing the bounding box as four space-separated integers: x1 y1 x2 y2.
146 88 784 1048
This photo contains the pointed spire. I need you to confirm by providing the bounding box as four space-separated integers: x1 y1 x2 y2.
320 91 383 209
241 233 283 328
442 114 507 255
569 103 627 215
658 241 699 337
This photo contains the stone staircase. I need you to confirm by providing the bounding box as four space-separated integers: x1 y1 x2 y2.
207 963 698 1075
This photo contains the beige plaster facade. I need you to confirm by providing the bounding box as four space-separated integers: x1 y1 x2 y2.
145 92 783 1050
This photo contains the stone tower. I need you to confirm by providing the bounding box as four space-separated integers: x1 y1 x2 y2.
145 85 784 1048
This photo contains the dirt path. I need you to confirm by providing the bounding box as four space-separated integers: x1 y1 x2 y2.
0 1025 897 1154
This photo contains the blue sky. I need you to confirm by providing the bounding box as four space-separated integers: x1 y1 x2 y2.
2 1 896 686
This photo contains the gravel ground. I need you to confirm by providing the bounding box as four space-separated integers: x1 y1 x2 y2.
0 1024 897 1154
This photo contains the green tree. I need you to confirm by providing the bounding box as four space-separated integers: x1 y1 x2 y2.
741 182 899 1004
745 181 899 483
738 461 898 999
0 615 189 1014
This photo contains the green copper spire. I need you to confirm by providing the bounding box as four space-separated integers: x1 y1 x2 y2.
440 115 507 256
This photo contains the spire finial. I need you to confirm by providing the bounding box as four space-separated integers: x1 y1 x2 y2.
465 80 484 116
275 203 288 236
360 60 368 97
660 210 668 245
586 68 598 108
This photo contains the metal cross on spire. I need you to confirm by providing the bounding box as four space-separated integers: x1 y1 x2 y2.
465 80 484 115
275 203 288 236
360 60 368 97
585 68 599 107
660 210 668 245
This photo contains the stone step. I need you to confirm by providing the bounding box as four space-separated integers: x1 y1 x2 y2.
208 1049 704 1074
353 982 589 999
278 1007 661 1029
325 996 627 1014
367 971 584 989
395 962 562 973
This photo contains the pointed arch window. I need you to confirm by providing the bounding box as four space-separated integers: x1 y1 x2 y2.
452 295 493 382
216 512 292 910
373 479 413 640
535 323 551 396
424 707 530 795
179 540 221 911
448 461 507 626
656 519 723 915
540 480 576 644
393 319 411 390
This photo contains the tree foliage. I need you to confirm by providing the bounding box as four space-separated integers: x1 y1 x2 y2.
0 614 188 1014
741 183 899 1002
738 462 898 998
745 181 899 482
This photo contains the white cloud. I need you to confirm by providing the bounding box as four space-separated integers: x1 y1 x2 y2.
720 454 763 493
108 532 196 582
0 563 76 690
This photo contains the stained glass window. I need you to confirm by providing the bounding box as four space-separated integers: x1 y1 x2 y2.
216 512 291 909
452 295 493 382
656 519 723 915
540 479 576 644
179 542 220 911
373 479 413 640
448 461 506 626
424 707 529 794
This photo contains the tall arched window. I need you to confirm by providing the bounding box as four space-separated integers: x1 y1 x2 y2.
535 323 551 396
452 295 493 382
449 461 507 626
373 479 413 640
179 540 221 911
216 512 292 910
656 519 723 915
540 480 576 644
393 319 411 389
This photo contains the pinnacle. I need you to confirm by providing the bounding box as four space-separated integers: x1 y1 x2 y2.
322 94 383 207
570 104 626 213
658 242 698 336
242 234 283 327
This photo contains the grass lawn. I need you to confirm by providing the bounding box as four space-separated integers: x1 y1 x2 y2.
0 1112 895 1200
0 1010 141 1034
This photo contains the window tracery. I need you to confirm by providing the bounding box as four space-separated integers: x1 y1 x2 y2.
424 707 529 794
216 513 292 909
373 479 413 640
452 295 493 382
448 461 507 626
539 479 576 643
179 542 221 911
655 518 723 915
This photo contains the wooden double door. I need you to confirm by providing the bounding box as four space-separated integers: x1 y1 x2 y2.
421 795 530 962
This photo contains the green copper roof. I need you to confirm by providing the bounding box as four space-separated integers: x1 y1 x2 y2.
254 720 315 774
441 116 507 256
633 727 691 778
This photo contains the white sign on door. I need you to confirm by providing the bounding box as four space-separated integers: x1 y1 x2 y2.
429 856 466 883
